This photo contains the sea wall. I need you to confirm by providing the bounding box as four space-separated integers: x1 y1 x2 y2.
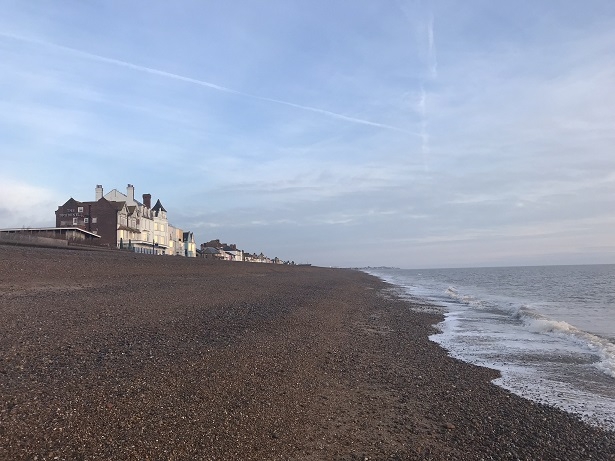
0 232 68 248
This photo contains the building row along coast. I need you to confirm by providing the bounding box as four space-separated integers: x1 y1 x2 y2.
54 184 197 256
0 183 293 264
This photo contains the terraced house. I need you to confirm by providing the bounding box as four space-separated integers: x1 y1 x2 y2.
55 184 195 256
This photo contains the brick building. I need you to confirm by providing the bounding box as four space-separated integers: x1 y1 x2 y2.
55 184 194 256
55 196 128 247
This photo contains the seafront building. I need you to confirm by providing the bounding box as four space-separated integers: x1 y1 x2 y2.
1 183 282 262
54 184 196 256
200 240 246 261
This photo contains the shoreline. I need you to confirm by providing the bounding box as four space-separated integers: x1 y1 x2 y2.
368 267 615 433
1 244 614 459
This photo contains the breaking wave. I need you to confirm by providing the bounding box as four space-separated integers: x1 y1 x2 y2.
443 286 615 379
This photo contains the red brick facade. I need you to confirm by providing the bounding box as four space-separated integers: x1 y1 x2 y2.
55 198 120 247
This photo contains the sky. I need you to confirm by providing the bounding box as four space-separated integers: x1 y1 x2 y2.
0 1 614 268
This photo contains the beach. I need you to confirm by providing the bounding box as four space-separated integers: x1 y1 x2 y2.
1 245 613 460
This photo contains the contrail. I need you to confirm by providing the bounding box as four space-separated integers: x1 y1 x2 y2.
418 86 430 161
427 13 437 79
0 31 418 135
393 1 435 168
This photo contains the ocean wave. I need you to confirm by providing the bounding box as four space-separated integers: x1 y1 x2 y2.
514 306 615 378
372 266 615 430
443 284 615 379
444 286 488 308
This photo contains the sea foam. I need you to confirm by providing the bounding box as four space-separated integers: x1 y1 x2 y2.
514 306 615 378
366 265 615 430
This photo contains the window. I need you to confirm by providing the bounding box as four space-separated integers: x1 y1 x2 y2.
77 206 83 213
92 217 97 224
73 217 78 225
84 217 89 223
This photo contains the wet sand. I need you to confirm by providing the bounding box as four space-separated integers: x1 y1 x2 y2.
0 244 614 460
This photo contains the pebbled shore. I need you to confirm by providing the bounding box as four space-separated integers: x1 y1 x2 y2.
0 245 614 460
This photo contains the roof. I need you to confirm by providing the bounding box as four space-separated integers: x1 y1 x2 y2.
0 227 101 238
105 189 144 207
92 197 114 208
111 201 127 211
152 199 166 212
60 197 80 207
105 189 125 198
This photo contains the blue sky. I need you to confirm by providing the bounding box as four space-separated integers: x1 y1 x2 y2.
1 1 614 268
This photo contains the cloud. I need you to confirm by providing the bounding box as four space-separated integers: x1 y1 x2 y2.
418 87 430 160
395 1 437 165
1 2 614 268
0 31 417 135
427 13 437 79
0 178 62 228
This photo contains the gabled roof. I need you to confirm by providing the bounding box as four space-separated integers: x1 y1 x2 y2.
104 189 126 199
94 197 117 209
152 199 166 212
104 189 143 207
111 201 128 212
61 197 81 207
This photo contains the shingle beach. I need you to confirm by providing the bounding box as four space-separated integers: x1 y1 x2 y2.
1 245 614 460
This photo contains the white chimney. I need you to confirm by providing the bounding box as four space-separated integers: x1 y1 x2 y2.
95 184 103 201
127 184 135 204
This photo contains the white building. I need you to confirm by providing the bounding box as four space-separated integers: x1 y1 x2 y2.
98 184 195 256
183 231 197 258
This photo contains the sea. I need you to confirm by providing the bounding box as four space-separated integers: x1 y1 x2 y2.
363 264 615 431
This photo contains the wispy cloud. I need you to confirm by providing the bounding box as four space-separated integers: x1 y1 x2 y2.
427 13 437 79
1 2 614 267
417 86 430 161
396 2 437 165
0 31 417 135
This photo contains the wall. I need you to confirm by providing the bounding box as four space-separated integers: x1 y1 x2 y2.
0 233 68 248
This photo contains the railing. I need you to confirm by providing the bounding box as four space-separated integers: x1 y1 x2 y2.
117 240 168 255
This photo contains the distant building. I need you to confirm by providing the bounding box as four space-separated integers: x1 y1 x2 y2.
55 184 195 256
224 247 244 261
183 231 197 257
168 224 184 256
200 246 230 260
200 240 244 261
